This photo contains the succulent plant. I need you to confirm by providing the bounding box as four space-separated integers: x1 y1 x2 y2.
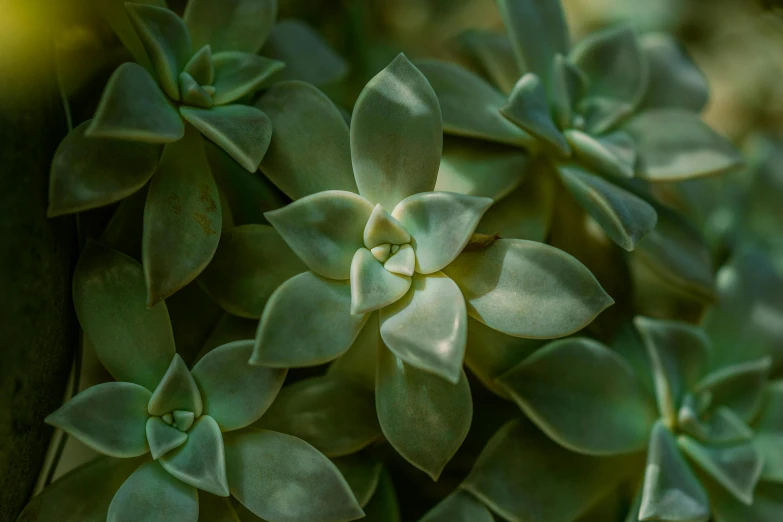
20 241 363 521
432 249 783 522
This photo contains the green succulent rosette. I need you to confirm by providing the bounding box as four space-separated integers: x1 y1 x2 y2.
414 0 741 302
198 54 614 480
19 241 363 522
431 249 783 522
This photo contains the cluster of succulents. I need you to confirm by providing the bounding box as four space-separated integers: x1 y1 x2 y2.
14 0 783 521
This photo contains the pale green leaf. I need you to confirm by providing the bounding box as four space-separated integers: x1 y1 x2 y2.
692 358 772 422
160 415 229 496
564 129 634 179
349 248 411 314
363 204 410 248
639 33 708 113
107 461 198 522
383 244 415 276
420 490 494 522
332 454 383 507
146 417 187 459
148 354 203 416
327 312 381 391
211 52 284 105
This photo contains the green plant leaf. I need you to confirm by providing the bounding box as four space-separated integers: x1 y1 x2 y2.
190 340 286 431
638 421 710 522
265 190 373 280
625 109 743 181
709 481 783 522
379 273 467 383
443 238 613 338
332 454 383 507
198 225 305 318
107 461 198 522
73 241 176 390
570 25 647 109
435 137 527 201
184 44 214 85
261 20 349 86
639 34 709 112
180 105 272 172
48 121 160 216
420 490 494 522
126 3 192 101
500 73 570 155
179 71 214 108
383 244 415 276
678 402 754 445
142 124 221 305
463 419 636 522
679 436 763 505
252 272 367 367
328 312 381 391
351 54 441 210
94 0 154 70
350 248 412 314
210 52 284 105
634 316 712 427
363 204 410 248
498 337 657 455
455 29 520 94
564 129 634 179
146 417 187 459
159 415 229 496
224 428 364 521
693 358 771 423
16 456 145 521
45 382 150 458
392 192 492 274
754 381 783 482
148 354 203 416
184 0 277 54
495 0 569 83
255 375 381 457
361 469 400 522
376 348 472 480
577 96 634 136
255 81 357 199
86 63 184 143
557 165 657 251
548 54 575 129
415 60 532 147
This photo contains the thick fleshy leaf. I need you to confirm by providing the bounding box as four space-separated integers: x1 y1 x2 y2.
384 244 415 276
198 225 305 318
456 29 520 94
392 192 492 274
86 63 184 143
48 121 160 216
180 105 272 172
94 0 154 70
634 316 711 426
107 461 198 522
211 52 284 105
625 109 743 181
578 96 635 136
363 204 410 248
224 428 364 521
255 81 357 199
570 25 647 108
142 123 221 304
179 71 214 108
755 381 783 482
255 375 381 457
265 191 373 280
709 481 783 522
500 74 570 156
638 422 710 522
692 358 771 422
361 469 401 522
262 20 349 86
184 0 276 54
416 60 531 147
548 54 574 129
125 3 192 101
443 239 613 338
146 416 188 459
498 337 656 455
332 454 383 508
435 137 527 201
565 129 634 179
639 34 709 112
73 241 175 390
184 44 214 85
351 54 441 210
420 490 494 522
350 248 412 314
45 382 151 458
191 340 286 431
252 272 367 367
379 273 467 383
464 419 637 522
327 312 381 391
148 354 203 416
678 402 754 445
160 415 229 496
558 165 657 251
376 348 472 480
496 0 569 82
679 436 763 505
16 456 144 521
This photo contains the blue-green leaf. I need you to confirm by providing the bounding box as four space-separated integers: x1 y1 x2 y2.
160 415 229 496
456 29 520 94
350 248 411 314
639 33 708 112
146 417 187 459
107 461 198 522
420 490 494 522
148 354 203 416
692 358 772 423
211 52 284 105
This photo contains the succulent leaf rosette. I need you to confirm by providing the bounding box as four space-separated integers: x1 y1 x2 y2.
437 250 783 522
198 54 614 479
27 242 363 522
